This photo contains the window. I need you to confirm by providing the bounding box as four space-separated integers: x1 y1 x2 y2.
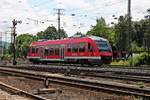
44 48 49 55
32 47 35 53
88 43 93 52
55 48 59 55
95 40 111 52
36 48 38 53
72 44 78 53
49 48 54 55
67 44 71 52
79 42 85 52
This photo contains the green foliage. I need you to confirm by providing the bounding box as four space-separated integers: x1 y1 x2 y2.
111 60 129 66
143 32 150 51
136 81 145 88
86 15 150 55
133 21 145 47
114 15 130 51
73 32 83 36
0 54 12 60
129 52 150 66
16 34 37 58
87 17 111 39
72 32 85 37
37 26 68 40
7 43 14 54
130 41 144 51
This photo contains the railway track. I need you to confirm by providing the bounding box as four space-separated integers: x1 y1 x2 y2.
85 73 150 82
0 64 150 83
0 64 150 76
0 81 48 100
0 66 150 99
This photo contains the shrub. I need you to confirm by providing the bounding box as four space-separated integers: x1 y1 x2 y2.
129 52 150 66
111 60 129 66
136 81 145 88
0 54 13 60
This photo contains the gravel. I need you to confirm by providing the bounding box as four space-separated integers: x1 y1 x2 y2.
0 74 137 100
0 89 31 100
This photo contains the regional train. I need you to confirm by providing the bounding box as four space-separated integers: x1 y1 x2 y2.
27 36 112 65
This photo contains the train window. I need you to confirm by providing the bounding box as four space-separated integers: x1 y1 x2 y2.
88 43 93 52
67 48 71 52
32 47 35 53
67 44 71 52
49 48 54 55
55 48 59 55
72 44 78 53
95 40 111 52
44 48 49 55
36 48 38 53
79 42 85 52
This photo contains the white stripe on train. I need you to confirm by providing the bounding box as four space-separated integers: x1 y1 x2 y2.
27 56 101 60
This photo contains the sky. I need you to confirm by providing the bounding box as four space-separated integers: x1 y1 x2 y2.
0 0 150 41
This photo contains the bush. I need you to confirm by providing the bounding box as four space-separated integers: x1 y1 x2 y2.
136 81 145 88
111 60 129 66
0 54 13 60
129 52 150 66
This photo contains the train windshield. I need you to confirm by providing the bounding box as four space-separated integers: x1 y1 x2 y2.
95 40 111 52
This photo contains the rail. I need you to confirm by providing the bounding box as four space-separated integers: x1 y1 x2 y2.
0 81 48 100
0 66 149 99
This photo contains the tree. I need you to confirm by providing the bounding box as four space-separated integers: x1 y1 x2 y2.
74 32 83 36
87 17 110 39
16 34 37 58
114 15 130 51
37 26 68 40
59 28 68 39
72 32 85 37
143 9 150 51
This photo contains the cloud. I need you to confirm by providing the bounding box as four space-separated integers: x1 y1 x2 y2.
0 0 150 40
55 0 91 9
0 0 81 37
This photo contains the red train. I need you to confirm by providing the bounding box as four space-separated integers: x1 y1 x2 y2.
27 36 112 65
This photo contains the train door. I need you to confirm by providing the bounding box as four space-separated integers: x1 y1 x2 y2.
88 42 93 56
60 45 64 59
41 47 44 58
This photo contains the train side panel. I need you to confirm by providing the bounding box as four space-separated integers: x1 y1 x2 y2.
27 36 112 65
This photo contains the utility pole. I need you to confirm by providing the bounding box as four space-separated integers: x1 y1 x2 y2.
128 0 131 45
0 32 2 56
12 19 22 65
54 8 64 39
127 0 133 66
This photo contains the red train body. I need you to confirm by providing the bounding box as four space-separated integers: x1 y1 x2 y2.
27 36 112 65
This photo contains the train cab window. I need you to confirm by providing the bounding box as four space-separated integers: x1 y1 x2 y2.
44 48 49 55
79 42 85 52
88 43 93 52
32 47 35 53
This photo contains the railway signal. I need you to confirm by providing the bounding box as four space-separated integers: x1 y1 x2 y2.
12 19 22 65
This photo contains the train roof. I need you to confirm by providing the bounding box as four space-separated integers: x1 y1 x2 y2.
30 36 108 47
89 36 107 41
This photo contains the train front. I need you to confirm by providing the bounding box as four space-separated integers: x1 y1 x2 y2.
91 36 113 64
